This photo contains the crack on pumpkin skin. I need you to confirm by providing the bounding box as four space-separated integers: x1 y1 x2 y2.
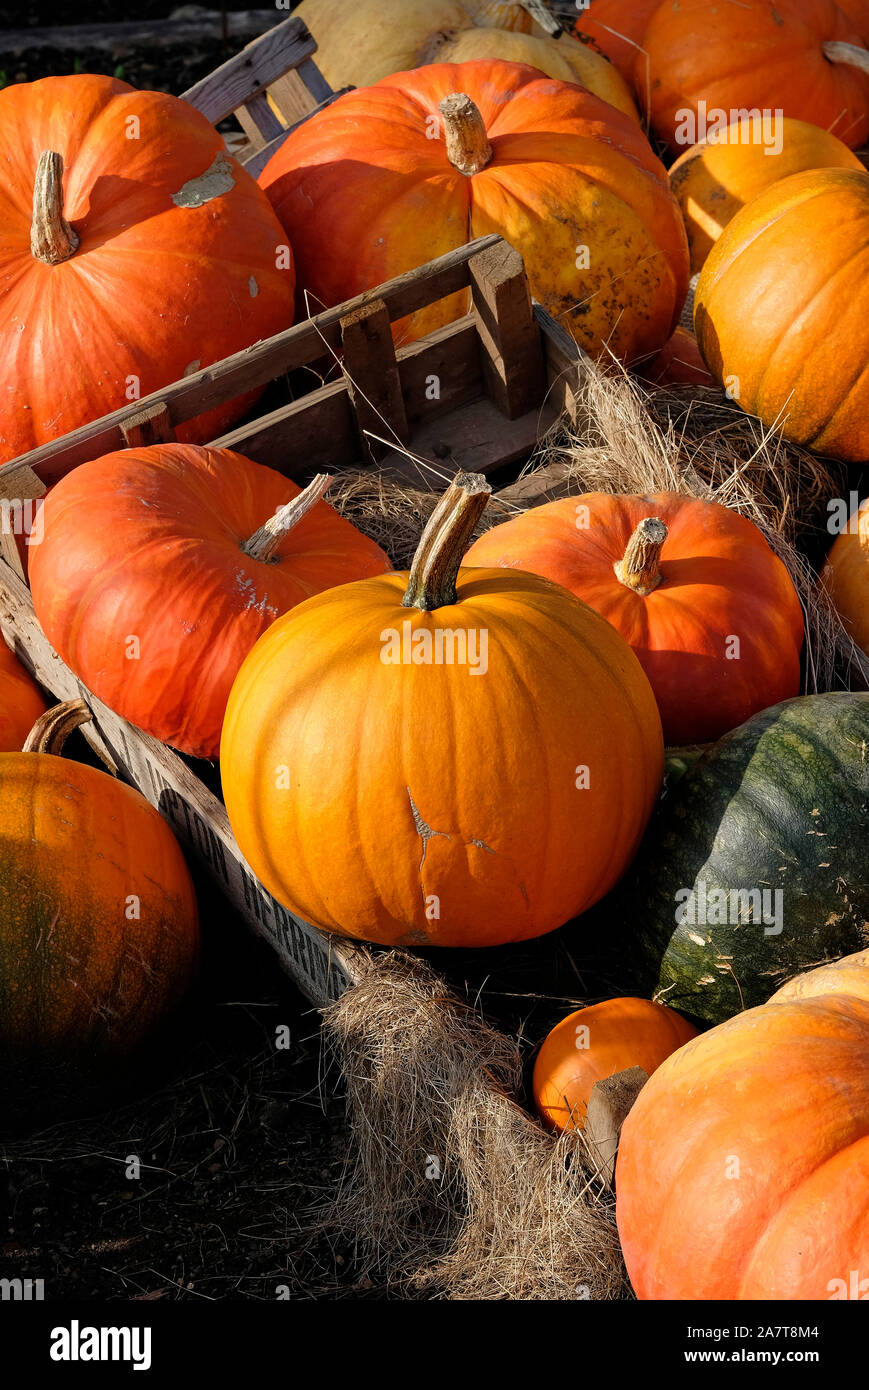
406 787 451 872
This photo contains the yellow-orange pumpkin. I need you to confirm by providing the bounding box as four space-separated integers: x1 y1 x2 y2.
670 117 864 273
822 496 869 657
573 0 660 86
29 446 391 759
220 472 664 948
533 997 698 1132
616 951 869 1299
259 60 689 362
0 637 46 751
694 167 869 462
465 491 803 746
0 701 199 1088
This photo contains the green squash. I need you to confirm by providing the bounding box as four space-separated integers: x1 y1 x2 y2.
622 693 869 1025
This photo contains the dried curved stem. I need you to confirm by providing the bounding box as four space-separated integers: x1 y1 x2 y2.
822 40 869 77
614 517 668 596
402 471 491 610
31 151 80 265
439 94 493 176
242 473 332 563
23 699 92 755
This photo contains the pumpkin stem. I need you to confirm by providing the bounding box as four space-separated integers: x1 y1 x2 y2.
31 151 80 265
242 473 333 564
822 40 869 76
439 94 493 176
614 517 668 596
402 470 491 610
23 698 92 755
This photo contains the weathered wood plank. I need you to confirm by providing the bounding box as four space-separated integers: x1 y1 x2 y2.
236 90 286 150
0 557 363 1007
340 299 408 463
212 379 360 476
120 402 176 449
0 464 47 581
469 240 545 419
397 315 483 429
376 392 559 486
0 236 504 485
181 15 317 126
535 303 590 424
240 87 353 178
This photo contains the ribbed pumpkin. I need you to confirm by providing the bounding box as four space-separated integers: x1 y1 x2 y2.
29 446 391 759
259 60 689 361
822 496 869 658
620 693 869 1026
464 491 803 746
637 0 869 154
694 167 869 462
573 0 660 85
0 701 199 1089
293 0 638 117
532 997 698 1133
0 637 46 751
617 950 869 1300
220 472 664 949
0 75 294 470
670 116 864 273
839 0 869 41
636 326 713 386
294 0 533 90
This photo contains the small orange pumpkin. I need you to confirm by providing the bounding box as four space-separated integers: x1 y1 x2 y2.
465 491 803 746
29 446 391 759
0 637 46 751
533 997 698 1133
635 326 714 387
220 472 664 949
821 496 869 658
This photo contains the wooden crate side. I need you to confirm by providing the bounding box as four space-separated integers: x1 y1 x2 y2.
0 237 504 486
181 15 319 126
0 560 362 1006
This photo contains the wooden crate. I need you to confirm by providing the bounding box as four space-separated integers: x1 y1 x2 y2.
180 13 344 177
0 237 588 1008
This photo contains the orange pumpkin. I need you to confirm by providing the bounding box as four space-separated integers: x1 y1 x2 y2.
0 701 199 1087
635 326 714 386
670 116 864 273
822 496 869 658
0 75 295 470
29 446 391 759
637 0 869 155
259 60 689 362
220 472 664 948
573 0 661 86
533 997 698 1133
465 491 803 746
616 950 869 1300
0 637 46 752
694 167 869 462
838 0 869 41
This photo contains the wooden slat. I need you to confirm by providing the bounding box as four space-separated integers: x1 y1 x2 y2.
267 63 331 125
535 303 590 424
376 392 559 486
181 15 317 126
469 240 545 420
212 380 359 477
0 464 47 581
396 315 483 429
340 299 408 463
120 402 176 449
1 236 503 486
236 90 286 150
241 87 353 178
0 558 364 1007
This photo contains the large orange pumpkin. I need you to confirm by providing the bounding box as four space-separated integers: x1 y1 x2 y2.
0 701 199 1090
616 950 869 1300
637 0 869 155
259 60 689 362
694 167 869 462
573 0 660 86
532 997 697 1133
822 496 869 657
838 0 869 41
29 446 391 759
670 116 864 273
0 636 46 751
220 472 664 948
464 491 803 746
0 75 295 468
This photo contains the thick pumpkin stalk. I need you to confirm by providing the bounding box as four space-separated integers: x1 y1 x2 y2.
614 517 668 596
403 470 491 610
242 473 332 563
823 41 869 77
31 151 80 265
23 698 92 755
439 94 493 176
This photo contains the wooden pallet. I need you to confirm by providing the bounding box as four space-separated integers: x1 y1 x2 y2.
0 237 588 1008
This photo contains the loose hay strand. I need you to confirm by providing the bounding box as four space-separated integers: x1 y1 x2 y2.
321 952 629 1301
